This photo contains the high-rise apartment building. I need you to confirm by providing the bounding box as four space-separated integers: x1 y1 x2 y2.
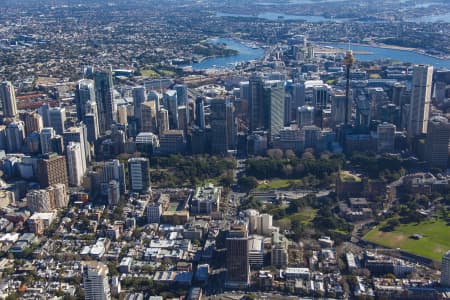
37 154 68 188
83 261 111 300
66 142 85 187
24 112 43 137
5 121 25 153
0 81 18 119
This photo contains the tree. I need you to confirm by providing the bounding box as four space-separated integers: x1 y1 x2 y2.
267 148 283 160
285 149 296 159
238 176 258 192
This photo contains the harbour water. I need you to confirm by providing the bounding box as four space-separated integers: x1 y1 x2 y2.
192 39 450 69
324 43 450 69
192 38 265 70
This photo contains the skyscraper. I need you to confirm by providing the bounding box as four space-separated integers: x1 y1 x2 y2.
249 73 265 132
24 112 43 137
226 224 250 287
128 157 150 193
132 86 146 130
157 108 169 135
164 90 178 129
94 70 116 134
331 92 351 126
0 81 18 119
5 121 25 153
174 84 188 106
312 84 330 109
265 81 285 140
195 97 205 129
83 261 111 300
102 159 126 194
37 154 68 188
343 50 355 127
377 122 396 153
64 124 90 171
49 107 66 135
66 142 85 187
425 116 450 169
75 79 96 122
140 101 157 133
210 99 230 154
408 65 433 138
40 127 56 154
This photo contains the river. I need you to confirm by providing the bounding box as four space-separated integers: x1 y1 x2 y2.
192 39 450 70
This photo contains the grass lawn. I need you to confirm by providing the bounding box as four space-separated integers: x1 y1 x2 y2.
277 207 318 226
363 218 450 261
257 179 302 190
141 69 160 78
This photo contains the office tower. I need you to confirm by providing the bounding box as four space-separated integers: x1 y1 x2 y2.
210 99 230 154
84 112 100 144
107 180 120 206
297 105 315 128
174 84 188 106
392 83 406 106
23 132 40 154
226 225 250 287
147 90 161 112
303 125 321 149
292 82 306 109
128 157 150 193
249 73 265 132
66 142 85 187
26 189 52 213
132 86 146 129
157 108 169 135
177 106 187 131
408 65 433 138
75 79 96 121
64 124 90 170
312 84 330 109
442 251 450 287
343 50 355 127
140 102 157 133
40 127 55 154
0 81 18 119
331 92 351 126
51 135 64 155
377 122 396 153
83 261 111 300
425 116 450 169
49 107 66 135
164 90 178 129
37 154 68 188
117 105 128 125
38 103 51 127
24 112 43 137
5 121 25 153
102 160 126 194
265 81 285 140
94 70 116 134
195 97 206 129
